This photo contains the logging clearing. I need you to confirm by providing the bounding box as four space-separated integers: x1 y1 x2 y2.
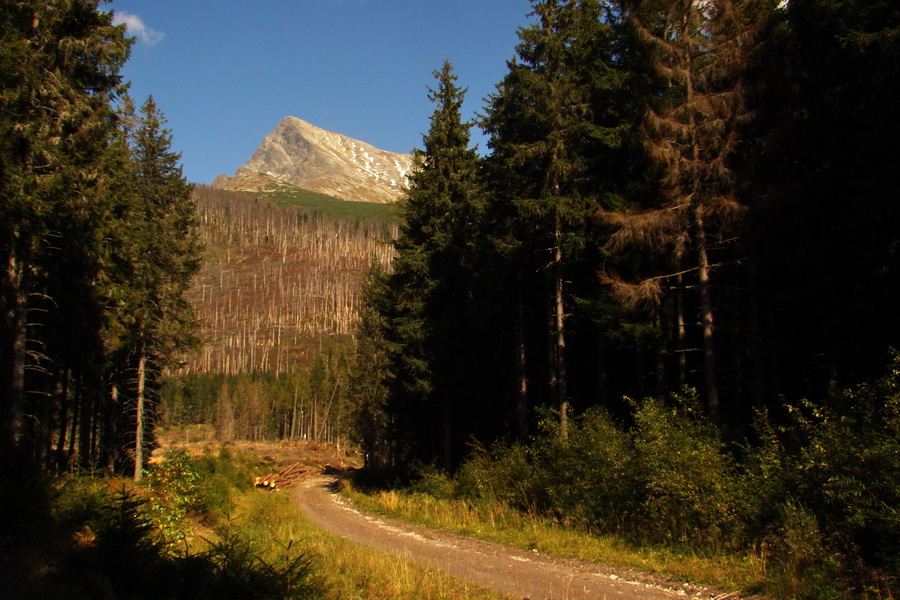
184 186 397 375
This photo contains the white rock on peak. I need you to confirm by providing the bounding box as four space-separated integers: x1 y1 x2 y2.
212 117 414 204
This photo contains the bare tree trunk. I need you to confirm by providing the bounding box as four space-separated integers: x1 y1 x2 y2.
597 332 608 407
441 395 452 471
749 269 766 410
68 384 79 469
676 269 688 389
553 218 569 438
134 345 147 482
693 204 720 423
78 385 93 468
290 387 298 439
654 311 667 403
105 381 119 476
56 369 70 470
34 370 56 470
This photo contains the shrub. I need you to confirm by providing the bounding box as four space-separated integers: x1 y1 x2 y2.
630 394 742 548
759 500 843 600
454 441 538 509
531 407 636 531
407 462 456 499
774 354 900 575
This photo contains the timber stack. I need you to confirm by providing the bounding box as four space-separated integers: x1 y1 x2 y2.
254 463 318 490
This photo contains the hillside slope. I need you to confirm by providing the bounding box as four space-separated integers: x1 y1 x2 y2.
183 186 396 375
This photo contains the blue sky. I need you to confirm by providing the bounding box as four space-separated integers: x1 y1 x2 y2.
107 0 534 184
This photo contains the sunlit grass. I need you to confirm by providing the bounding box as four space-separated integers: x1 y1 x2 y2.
216 488 507 600
343 485 768 595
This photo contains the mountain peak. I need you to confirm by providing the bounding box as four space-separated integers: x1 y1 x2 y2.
213 117 413 203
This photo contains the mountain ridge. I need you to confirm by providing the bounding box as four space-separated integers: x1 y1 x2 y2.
213 116 413 204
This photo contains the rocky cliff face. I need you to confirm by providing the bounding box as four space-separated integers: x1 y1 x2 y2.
213 117 413 204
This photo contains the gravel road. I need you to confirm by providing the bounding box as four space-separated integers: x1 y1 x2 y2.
291 476 736 600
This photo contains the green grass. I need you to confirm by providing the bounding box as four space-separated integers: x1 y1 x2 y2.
342 484 769 596
248 187 398 222
148 446 506 599
229 489 509 600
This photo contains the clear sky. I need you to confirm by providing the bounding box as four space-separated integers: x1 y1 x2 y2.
107 0 535 185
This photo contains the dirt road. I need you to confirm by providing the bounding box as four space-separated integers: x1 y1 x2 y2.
291 476 732 600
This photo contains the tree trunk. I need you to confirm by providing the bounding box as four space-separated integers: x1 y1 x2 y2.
749 268 766 410
105 381 119 476
134 345 147 482
676 268 688 388
654 311 667 404
514 269 528 440
553 218 569 438
693 204 720 423
68 384 79 468
56 369 70 470
441 394 452 471
78 385 94 468
0 249 27 452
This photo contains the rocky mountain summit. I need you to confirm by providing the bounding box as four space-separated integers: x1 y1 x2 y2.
213 117 413 204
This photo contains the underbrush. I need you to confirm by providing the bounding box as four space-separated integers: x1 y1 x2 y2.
0 449 323 600
350 356 900 600
0 446 504 600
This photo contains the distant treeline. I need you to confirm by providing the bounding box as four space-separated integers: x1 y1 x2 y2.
163 345 354 447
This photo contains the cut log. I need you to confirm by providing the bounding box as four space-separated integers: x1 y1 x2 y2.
254 463 319 490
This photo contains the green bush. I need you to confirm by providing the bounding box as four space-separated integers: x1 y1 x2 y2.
531 407 636 530
630 394 742 548
454 441 538 509
759 500 843 600
407 462 456 499
748 354 900 576
185 525 323 600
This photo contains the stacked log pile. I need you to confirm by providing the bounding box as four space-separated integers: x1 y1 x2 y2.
254 463 318 490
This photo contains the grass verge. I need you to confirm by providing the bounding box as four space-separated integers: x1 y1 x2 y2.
228 487 508 600
342 483 768 596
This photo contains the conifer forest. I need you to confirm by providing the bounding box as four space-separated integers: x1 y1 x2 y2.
2 0 900 595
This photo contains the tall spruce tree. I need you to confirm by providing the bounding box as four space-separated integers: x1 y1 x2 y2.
378 61 484 469
0 0 130 456
124 97 200 480
349 265 393 471
599 0 765 422
483 0 622 436
741 0 900 403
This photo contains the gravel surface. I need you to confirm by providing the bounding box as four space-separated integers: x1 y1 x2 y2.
291 476 742 600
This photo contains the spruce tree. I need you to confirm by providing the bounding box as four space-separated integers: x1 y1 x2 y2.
124 97 200 480
742 0 900 402
0 0 130 456
378 61 484 469
482 0 625 436
599 0 766 422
